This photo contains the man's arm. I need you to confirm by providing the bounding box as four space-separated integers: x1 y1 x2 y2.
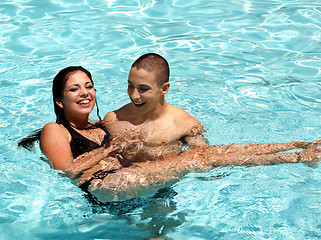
183 121 208 147
64 145 122 178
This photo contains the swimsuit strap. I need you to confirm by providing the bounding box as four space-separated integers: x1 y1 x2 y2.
63 122 104 158
97 123 112 146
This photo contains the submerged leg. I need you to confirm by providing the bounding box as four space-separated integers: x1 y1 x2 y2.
217 141 309 155
81 142 321 202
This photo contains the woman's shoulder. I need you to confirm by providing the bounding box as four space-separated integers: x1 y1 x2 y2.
43 122 64 131
41 122 70 140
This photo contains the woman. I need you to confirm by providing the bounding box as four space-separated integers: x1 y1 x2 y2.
19 66 321 202
18 66 122 173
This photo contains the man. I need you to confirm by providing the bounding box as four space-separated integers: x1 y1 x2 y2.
79 53 321 202
102 53 207 162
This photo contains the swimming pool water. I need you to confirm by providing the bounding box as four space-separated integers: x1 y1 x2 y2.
1 0 321 239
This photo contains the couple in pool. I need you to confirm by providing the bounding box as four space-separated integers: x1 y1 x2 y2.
19 53 321 202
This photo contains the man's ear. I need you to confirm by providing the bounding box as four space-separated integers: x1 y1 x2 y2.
55 98 64 109
161 82 170 94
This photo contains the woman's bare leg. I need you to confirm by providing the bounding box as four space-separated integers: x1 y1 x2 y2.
196 148 319 167
216 141 309 155
87 144 321 202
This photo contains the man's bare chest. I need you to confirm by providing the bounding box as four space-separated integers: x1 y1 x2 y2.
106 121 186 161
108 121 186 144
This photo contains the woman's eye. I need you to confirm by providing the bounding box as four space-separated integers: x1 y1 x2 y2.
69 88 78 92
86 85 94 89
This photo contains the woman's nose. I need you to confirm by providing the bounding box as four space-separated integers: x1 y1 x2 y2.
79 87 89 97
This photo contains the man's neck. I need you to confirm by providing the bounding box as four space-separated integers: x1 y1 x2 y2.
130 101 169 125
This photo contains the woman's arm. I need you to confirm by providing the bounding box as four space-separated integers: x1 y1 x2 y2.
40 123 119 174
40 123 123 175
40 122 73 170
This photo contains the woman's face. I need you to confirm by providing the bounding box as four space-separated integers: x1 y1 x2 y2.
56 71 96 120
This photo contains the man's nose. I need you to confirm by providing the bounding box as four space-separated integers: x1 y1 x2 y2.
131 88 140 99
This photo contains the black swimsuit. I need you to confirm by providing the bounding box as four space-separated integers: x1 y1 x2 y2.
62 122 117 201
63 122 178 215
63 122 111 158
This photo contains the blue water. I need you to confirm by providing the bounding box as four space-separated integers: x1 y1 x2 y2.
1 0 321 239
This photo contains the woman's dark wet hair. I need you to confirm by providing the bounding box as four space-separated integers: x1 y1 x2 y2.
18 66 101 151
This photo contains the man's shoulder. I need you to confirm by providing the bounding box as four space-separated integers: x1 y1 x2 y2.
167 104 200 124
162 104 203 137
103 104 131 123
166 104 206 144
103 111 117 122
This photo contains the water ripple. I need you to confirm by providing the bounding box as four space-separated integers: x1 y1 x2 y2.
1 0 321 239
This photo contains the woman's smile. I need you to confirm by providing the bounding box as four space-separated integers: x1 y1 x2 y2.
77 99 91 107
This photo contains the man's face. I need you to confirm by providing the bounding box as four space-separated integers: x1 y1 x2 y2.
127 67 166 116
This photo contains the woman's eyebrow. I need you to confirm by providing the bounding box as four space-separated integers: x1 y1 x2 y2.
66 83 79 89
68 83 79 87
